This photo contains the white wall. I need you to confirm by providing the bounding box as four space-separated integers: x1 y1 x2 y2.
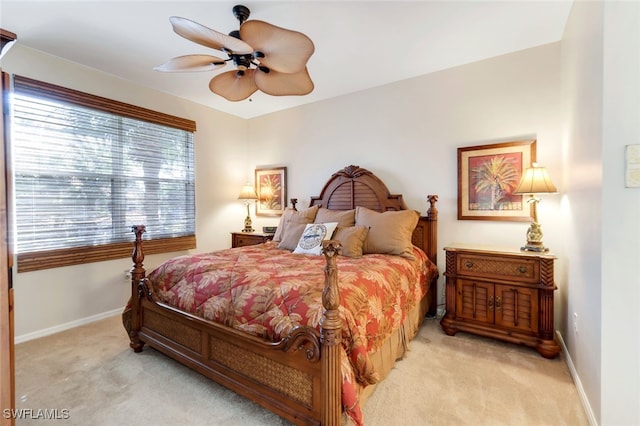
248 43 564 316
1 45 250 339
601 2 640 425
562 1 640 425
561 1 604 422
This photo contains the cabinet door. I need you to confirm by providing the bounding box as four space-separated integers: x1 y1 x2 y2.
494 284 538 333
457 279 494 324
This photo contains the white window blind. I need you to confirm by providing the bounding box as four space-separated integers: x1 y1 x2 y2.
12 76 196 272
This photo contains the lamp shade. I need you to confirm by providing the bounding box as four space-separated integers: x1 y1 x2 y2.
513 165 557 194
238 184 258 200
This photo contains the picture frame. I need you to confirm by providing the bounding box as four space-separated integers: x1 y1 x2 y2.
255 166 287 216
458 139 536 221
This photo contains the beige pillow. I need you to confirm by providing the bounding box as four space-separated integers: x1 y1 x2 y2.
272 205 320 242
333 226 369 258
277 221 310 251
355 206 419 259
314 208 356 228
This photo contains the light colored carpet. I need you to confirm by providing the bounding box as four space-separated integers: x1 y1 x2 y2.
14 315 588 425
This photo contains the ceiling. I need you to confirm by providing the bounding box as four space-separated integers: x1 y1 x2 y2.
0 1 573 119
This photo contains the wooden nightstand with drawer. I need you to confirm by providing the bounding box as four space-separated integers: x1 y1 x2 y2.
440 243 559 358
231 232 273 248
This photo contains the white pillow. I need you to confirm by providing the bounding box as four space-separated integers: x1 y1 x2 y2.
293 222 339 255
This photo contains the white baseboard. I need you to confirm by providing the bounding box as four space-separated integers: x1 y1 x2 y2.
14 307 123 344
556 331 599 426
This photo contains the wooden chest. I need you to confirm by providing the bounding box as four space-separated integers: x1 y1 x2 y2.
440 243 559 358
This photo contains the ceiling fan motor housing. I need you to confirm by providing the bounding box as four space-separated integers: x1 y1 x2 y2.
229 6 268 73
233 54 252 70
232 5 251 25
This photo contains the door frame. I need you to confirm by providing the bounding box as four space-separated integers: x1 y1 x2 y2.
0 68 15 426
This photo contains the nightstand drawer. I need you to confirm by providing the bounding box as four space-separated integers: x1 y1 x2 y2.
456 254 539 284
231 232 273 248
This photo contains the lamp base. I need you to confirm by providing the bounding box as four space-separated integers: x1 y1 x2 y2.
241 202 255 233
520 242 549 252
242 214 254 233
520 220 549 252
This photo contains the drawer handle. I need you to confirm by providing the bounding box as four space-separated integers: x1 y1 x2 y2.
518 266 527 274
465 261 474 268
495 296 501 312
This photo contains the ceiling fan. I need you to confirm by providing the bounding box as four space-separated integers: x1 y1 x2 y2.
154 4 315 102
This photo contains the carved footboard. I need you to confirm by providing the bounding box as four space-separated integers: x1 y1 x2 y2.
128 225 343 425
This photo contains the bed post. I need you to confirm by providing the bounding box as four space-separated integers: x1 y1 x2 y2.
321 240 342 426
426 195 438 265
129 225 146 353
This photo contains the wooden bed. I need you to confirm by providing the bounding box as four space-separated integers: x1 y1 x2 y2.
125 165 438 425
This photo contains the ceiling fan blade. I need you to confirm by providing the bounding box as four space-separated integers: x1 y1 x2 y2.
240 20 314 74
154 54 227 72
254 67 314 96
169 16 253 54
209 69 258 101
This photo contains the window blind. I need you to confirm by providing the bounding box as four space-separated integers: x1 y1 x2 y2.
12 76 196 272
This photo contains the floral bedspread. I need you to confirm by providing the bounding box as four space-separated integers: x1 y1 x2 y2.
146 241 437 425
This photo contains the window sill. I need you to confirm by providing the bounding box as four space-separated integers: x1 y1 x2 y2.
17 235 196 272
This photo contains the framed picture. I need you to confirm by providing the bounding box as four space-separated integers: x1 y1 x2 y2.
458 139 536 221
255 166 287 216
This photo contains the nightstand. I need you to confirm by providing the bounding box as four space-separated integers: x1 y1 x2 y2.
440 243 559 358
231 232 274 248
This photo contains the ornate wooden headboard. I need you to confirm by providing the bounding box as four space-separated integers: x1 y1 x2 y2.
309 165 408 211
298 165 439 265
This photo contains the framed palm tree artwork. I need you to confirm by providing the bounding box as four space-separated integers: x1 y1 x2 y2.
255 166 287 216
458 139 536 221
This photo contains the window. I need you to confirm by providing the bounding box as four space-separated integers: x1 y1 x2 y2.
12 76 196 272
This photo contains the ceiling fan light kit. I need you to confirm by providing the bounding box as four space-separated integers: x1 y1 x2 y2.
155 4 315 102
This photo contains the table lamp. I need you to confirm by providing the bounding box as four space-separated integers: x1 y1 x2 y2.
238 184 258 233
513 164 557 252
